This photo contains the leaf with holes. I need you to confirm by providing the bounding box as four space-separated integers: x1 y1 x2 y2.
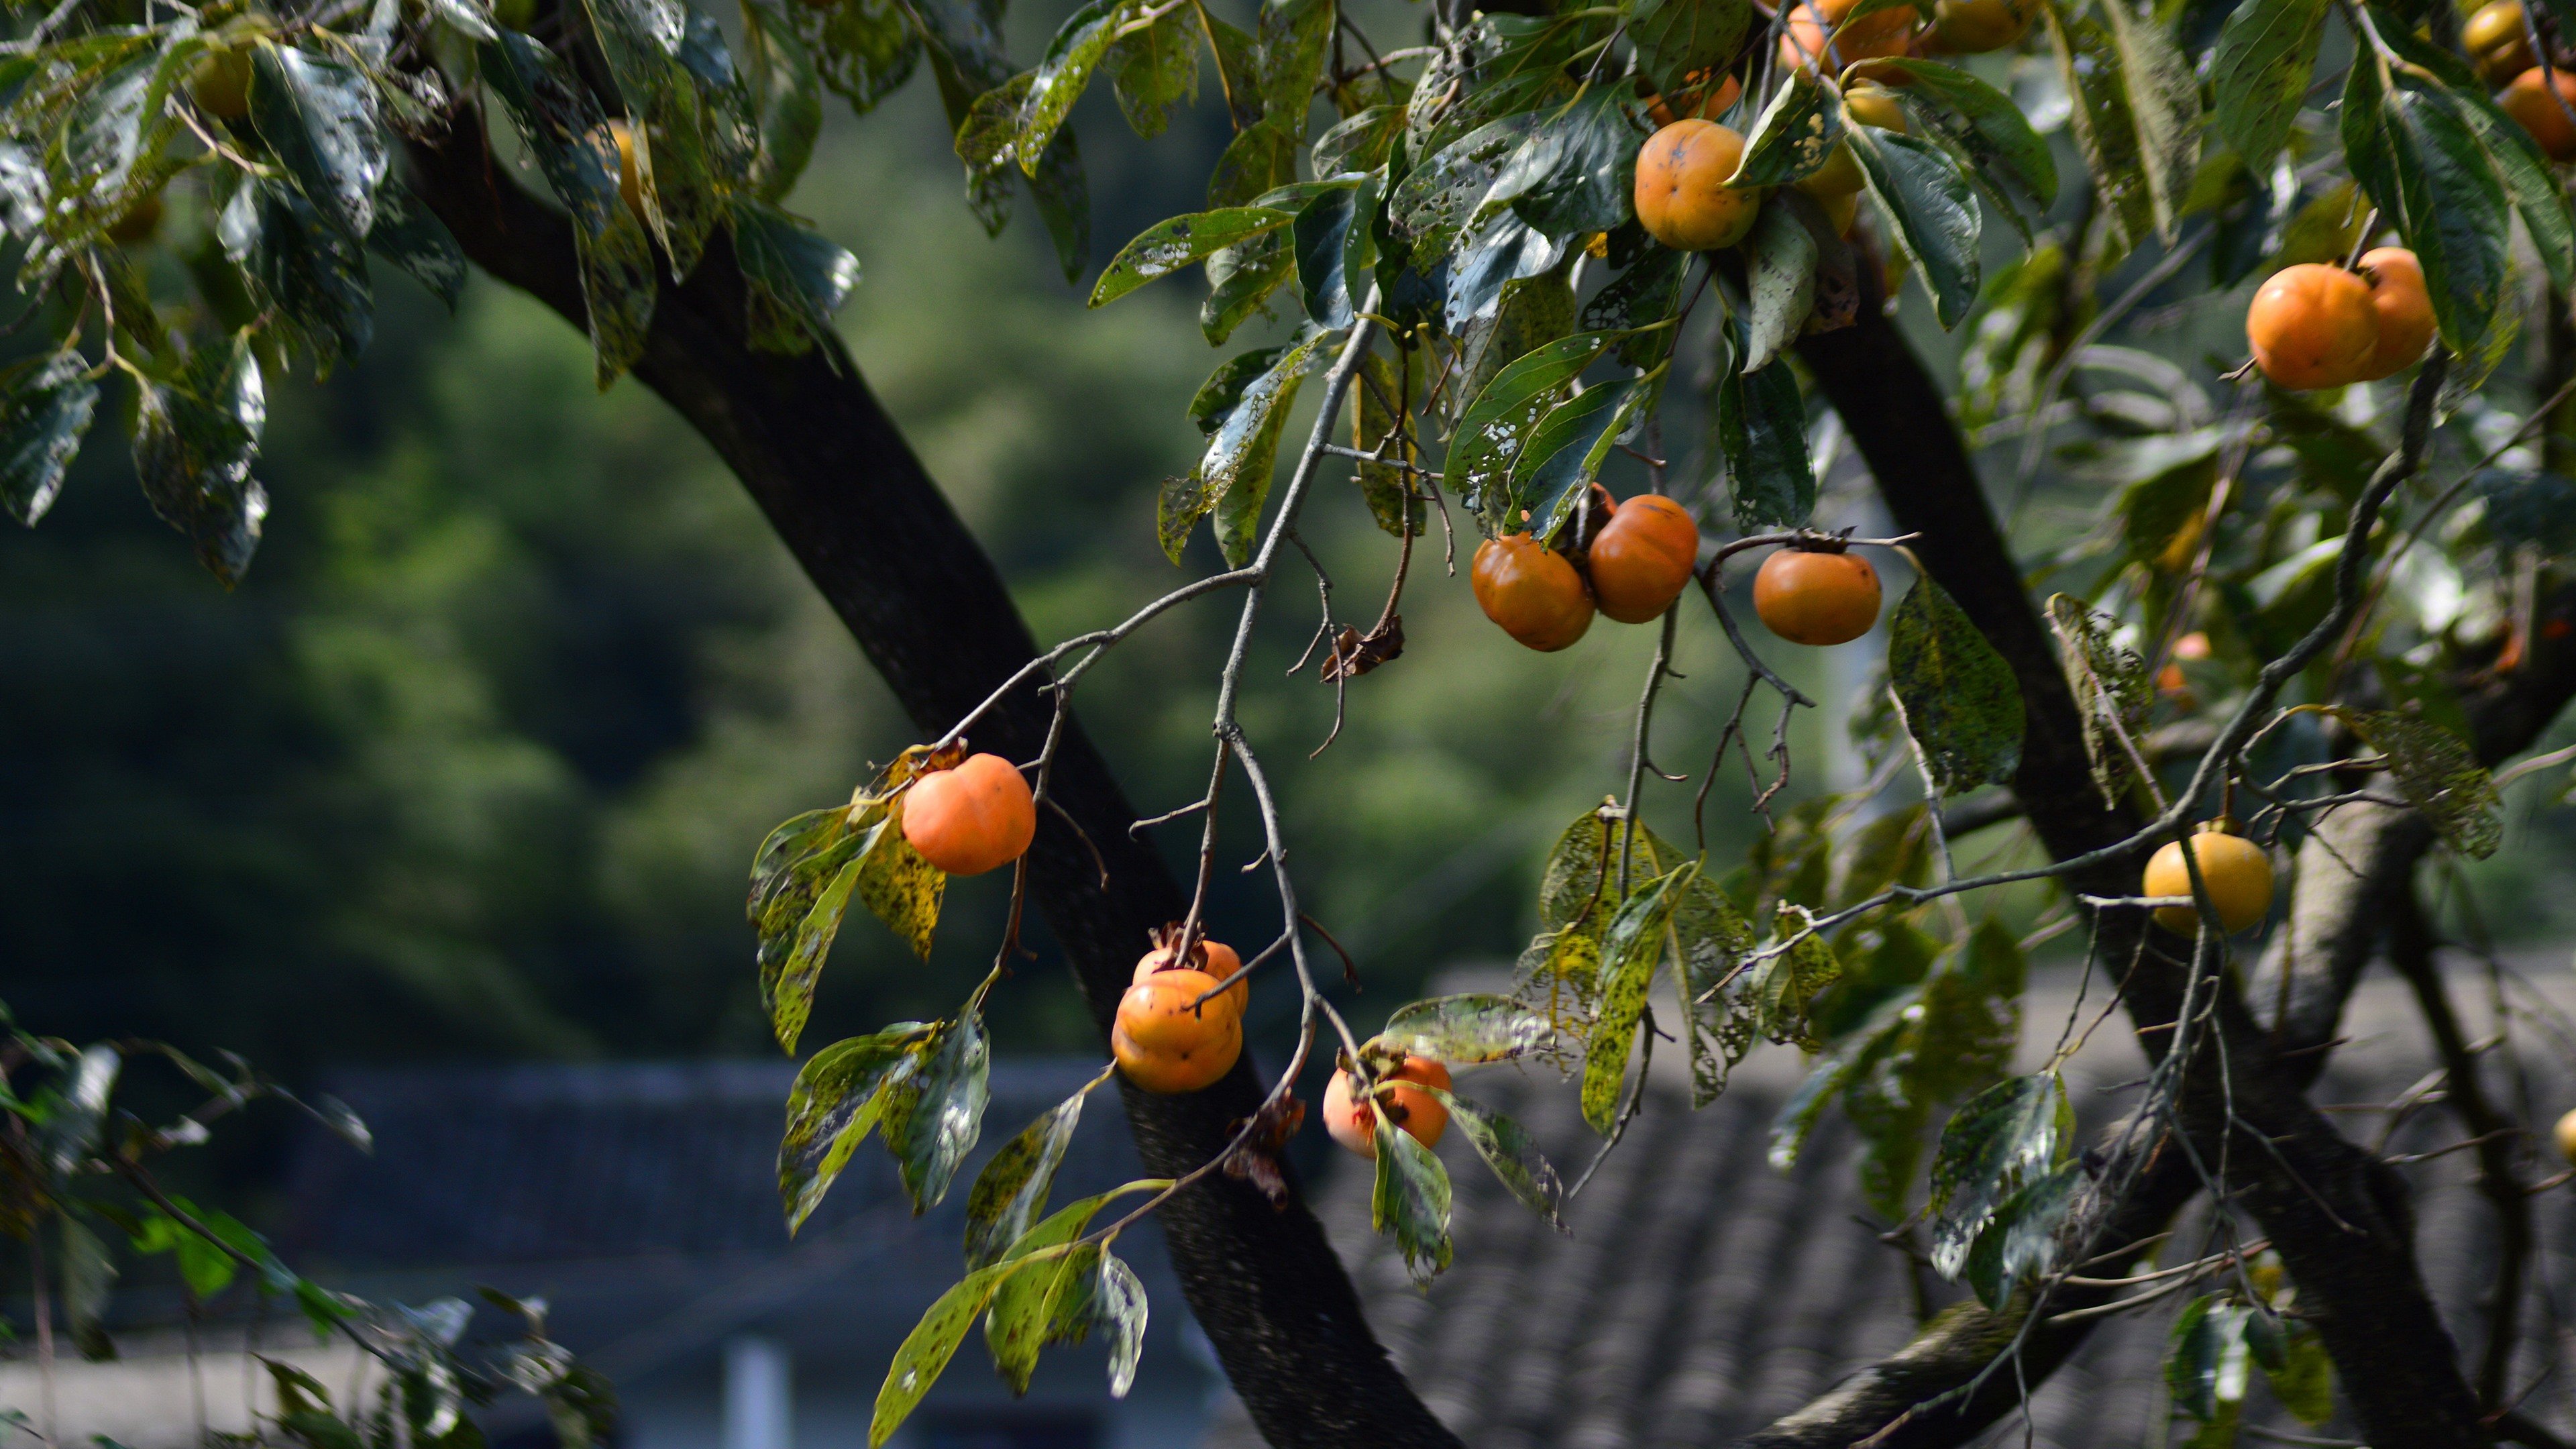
1474 85 1638 239
1371 1115 1454 1284
1889 576 2023 795
963 1078 1098 1269
249 45 387 240
1927 1071 2071 1279
1961 1159 2082 1310
735 199 864 355
1733 68 1840 186
1105 5 1197 139
132 334 267 588
2046 594 2151 809
777 1022 938 1231
1093 207 1294 307
1423 1085 1564 1228
1376 994 1554 1063
879 1012 989 1212
1446 330 1614 521
1582 863 1687 1133
1390 114 1543 258
2331 708 2502 858
1514 376 1654 544
0 350 96 527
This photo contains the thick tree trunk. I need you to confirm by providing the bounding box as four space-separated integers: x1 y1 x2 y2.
401 115 1463 1449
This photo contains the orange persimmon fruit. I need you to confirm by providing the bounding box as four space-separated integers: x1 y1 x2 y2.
901 751 1036 875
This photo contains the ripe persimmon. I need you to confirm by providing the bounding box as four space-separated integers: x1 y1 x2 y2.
1588 494 1702 623
1112 972 1242 1093
1752 545 1882 646
2467 1 2538 85
1134 931 1247 1016
1645 70 1743 125
1323 1057 1453 1157
1634 119 1764 252
2502 66 2576 160
1844 83 1909 131
190 44 254 122
1472 533 1595 651
901 751 1036 875
2555 1107 2576 1167
1779 0 1916 83
1819 189 1862 235
2351 248 2435 382
105 192 164 246
609 120 646 215
1931 0 2029 52
2246 263 2377 390
2142 830 2274 936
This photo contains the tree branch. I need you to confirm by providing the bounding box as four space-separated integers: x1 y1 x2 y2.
401 110 1461 1449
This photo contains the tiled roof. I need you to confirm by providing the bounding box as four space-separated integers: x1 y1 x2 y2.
1203 963 2576 1448
280 1058 1130 1270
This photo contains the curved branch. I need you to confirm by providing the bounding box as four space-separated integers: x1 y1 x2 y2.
401 110 1461 1449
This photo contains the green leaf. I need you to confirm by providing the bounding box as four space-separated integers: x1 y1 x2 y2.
733 199 864 355
1207 117 1299 208
1927 1071 2070 1279
1536 803 1615 930
879 1011 990 1212
1201 228 1295 345
366 182 468 312
1188 327 1336 564
2209 0 2324 171
1254 0 1332 125
785 0 919 111
1294 185 1362 329
859 804 945 959
1849 127 1979 327
1770 994 1913 1169
1888 575 2024 794
981 1192 1114 1380
776 1022 938 1230
1028 130 1092 285
1733 69 1841 187
222 178 374 374
1375 994 1554 1062
1670 866 1760 1104
2329 708 2503 859
2098 0 2200 241
1582 864 1686 1133
1513 376 1652 543
759 833 863 1051
1370 1116 1454 1285
1444 212 1570 334
481 32 657 386
1960 1158 2080 1309
1421 1085 1564 1228
1626 0 1752 94
581 0 729 276
1713 355 1813 529
741 1 824 201
1743 203 1817 374
1013 0 1130 175
1579 244 1688 365
1446 329 1613 521
1742 904 1842 1049
60 1216 113 1360
2375 80 2514 357
1475 85 1638 239
1868 60 2056 207
248 45 387 241
0 350 97 527
986 1242 1148 1395
2167 1295 2252 1421
2046 593 2151 809
2043 0 2152 258
132 333 268 588
872 1258 1023 1446
1352 347 1423 537
2259 1318 2336 1424
1105 6 1197 139
1107 211 1304 308
963 1081 1096 1270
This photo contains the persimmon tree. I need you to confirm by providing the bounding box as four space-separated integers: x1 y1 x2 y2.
13 0 2576 1439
